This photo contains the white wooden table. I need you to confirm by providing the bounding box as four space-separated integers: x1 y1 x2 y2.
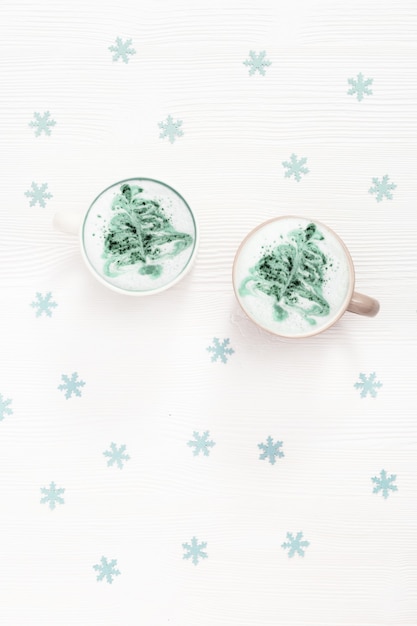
1 1 416 624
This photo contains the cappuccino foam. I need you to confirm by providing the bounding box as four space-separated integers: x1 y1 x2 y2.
82 179 196 293
233 217 352 337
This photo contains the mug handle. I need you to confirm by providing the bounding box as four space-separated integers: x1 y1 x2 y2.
53 210 81 236
347 292 380 317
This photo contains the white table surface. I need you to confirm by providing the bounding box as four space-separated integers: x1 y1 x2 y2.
1 1 416 624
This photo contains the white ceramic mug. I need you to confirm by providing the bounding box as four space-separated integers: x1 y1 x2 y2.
53 178 198 296
232 216 379 339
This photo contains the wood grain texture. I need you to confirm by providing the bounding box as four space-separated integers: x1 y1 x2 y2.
0 1 416 624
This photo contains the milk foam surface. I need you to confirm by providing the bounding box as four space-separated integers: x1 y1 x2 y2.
82 179 196 293
233 217 352 336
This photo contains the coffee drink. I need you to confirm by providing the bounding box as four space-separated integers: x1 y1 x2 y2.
82 179 197 293
233 216 353 337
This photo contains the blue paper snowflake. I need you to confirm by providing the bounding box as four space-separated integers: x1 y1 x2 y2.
206 338 234 363
187 431 216 456
368 175 396 202
103 443 130 469
282 154 309 182
31 292 58 317
243 50 271 76
158 115 183 143
93 556 121 583
347 73 373 101
258 436 284 465
372 469 398 499
182 536 208 565
25 182 53 207
0 394 13 422
58 372 85 399
40 481 65 510
281 531 310 558
29 111 56 136
109 37 136 63
354 372 382 398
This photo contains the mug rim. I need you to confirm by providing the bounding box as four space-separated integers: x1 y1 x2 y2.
232 215 355 339
80 177 198 296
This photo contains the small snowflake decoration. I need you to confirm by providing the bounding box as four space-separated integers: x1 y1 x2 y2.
40 481 65 510
207 338 234 364
158 115 184 144
354 372 382 398
0 394 13 422
31 292 57 317
282 154 309 182
29 111 56 137
281 532 310 558
258 436 284 465
372 469 398 499
109 37 136 63
182 536 208 566
243 50 271 76
93 556 121 584
347 73 373 101
25 182 53 208
103 443 130 469
369 175 396 202
187 431 216 457
58 372 85 399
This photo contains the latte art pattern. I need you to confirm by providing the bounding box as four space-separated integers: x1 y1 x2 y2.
102 184 193 280
239 223 331 326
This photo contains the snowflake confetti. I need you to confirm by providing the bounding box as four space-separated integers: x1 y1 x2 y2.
40 481 65 510
368 175 396 202
0 394 13 422
372 469 398 499
103 443 130 469
58 372 85 399
187 431 216 456
347 73 373 101
206 338 234 363
282 154 309 182
29 111 56 136
109 37 136 63
25 182 53 208
281 532 310 558
258 436 284 465
158 115 184 143
93 556 121 583
30 292 58 317
243 50 271 76
182 536 208 566
354 372 382 398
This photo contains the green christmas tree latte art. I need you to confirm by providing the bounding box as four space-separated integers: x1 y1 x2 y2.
239 223 331 326
102 184 193 280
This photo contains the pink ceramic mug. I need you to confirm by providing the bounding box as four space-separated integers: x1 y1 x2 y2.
232 216 379 339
